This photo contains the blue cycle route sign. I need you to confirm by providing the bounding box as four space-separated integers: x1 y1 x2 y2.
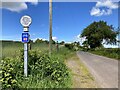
22 32 29 43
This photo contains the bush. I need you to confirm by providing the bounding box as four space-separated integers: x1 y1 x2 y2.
0 58 19 89
89 48 120 60
65 44 74 50
1 49 71 89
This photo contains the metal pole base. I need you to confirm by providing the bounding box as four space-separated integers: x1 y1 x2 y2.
24 43 28 77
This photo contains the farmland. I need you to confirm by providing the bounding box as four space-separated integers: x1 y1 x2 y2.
1 40 75 89
2 40 51 58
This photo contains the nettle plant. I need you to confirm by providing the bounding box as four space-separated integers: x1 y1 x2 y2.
0 58 19 89
1 49 70 89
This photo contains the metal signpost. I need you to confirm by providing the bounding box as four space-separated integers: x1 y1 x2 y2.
20 15 32 77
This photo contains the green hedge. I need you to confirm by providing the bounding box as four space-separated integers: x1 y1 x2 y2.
89 48 120 60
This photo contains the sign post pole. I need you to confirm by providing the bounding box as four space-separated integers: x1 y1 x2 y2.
20 15 32 77
24 43 28 77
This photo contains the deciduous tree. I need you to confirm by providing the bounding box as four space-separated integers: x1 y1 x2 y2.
81 21 117 48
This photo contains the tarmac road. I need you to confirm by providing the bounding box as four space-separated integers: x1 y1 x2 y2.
77 51 118 88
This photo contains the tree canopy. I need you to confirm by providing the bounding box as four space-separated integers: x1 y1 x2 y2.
81 21 117 49
35 38 49 44
35 39 43 43
60 41 65 45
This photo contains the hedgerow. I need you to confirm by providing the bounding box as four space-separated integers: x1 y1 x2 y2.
89 48 120 60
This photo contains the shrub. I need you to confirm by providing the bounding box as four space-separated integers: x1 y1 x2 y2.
65 44 74 50
0 58 18 89
1 49 71 89
89 48 120 60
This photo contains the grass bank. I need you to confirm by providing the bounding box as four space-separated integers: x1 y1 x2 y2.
88 48 120 60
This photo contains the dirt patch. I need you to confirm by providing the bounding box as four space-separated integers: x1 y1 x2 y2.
65 54 98 88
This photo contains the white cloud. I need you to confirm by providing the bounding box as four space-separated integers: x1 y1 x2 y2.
74 34 80 42
66 42 72 44
29 0 38 5
91 7 112 16
0 0 38 3
104 44 118 48
77 34 80 39
0 2 27 12
76 34 84 41
96 0 118 9
90 0 118 16
52 37 57 41
79 37 86 46
0 0 38 12
74 34 86 46
90 7 101 16
41 38 47 41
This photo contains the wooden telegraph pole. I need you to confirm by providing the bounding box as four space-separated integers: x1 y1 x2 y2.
49 0 52 56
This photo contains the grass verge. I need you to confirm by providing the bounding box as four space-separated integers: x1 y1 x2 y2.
65 53 98 88
88 48 120 60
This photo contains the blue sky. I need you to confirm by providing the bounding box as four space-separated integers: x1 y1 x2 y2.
1 1 118 47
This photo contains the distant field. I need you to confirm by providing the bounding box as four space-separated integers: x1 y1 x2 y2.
2 41 22 58
1 41 54 58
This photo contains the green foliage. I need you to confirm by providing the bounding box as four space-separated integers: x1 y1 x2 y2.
2 41 22 58
89 48 120 60
2 41 50 58
1 40 74 88
34 38 49 44
59 41 65 45
52 39 56 44
1 48 72 89
0 58 18 89
81 21 117 49
65 44 74 50
35 38 43 43
65 43 79 51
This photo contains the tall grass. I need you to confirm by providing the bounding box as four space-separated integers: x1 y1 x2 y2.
2 41 57 58
2 41 22 58
1 41 74 88
89 48 120 60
